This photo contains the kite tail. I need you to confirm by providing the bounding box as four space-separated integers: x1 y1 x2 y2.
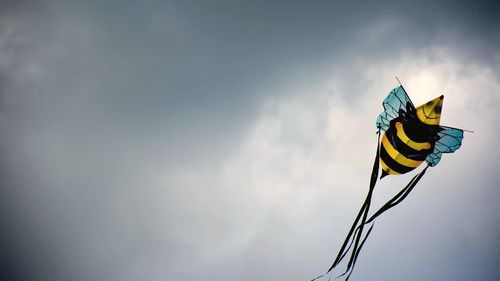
311 131 381 281
337 134 380 279
338 165 428 280
342 223 375 281
313 136 430 281
365 165 428 225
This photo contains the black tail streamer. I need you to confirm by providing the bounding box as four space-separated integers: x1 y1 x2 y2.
311 131 381 281
336 131 380 278
313 134 430 281
344 223 374 281
365 165 428 225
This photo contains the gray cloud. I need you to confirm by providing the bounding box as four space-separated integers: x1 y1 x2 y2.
1 1 499 281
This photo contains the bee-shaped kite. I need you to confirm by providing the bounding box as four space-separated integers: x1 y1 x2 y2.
314 81 468 281
376 85 464 176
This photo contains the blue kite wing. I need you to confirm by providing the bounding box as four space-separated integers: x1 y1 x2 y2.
376 86 414 131
425 127 464 167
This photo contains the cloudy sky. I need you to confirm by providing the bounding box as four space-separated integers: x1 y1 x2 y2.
1 1 499 280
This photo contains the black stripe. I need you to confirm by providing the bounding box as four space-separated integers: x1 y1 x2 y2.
396 112 440 143
380 144 415 174
386 127 430 161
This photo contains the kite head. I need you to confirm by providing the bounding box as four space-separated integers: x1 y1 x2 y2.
416 95 443 126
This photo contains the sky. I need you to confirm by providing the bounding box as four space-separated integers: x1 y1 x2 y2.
1 1 499 280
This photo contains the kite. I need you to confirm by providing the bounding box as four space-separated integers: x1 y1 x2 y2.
313 80 469 281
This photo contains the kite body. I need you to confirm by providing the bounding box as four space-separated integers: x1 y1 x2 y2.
376 86 464 177
379 97 441 177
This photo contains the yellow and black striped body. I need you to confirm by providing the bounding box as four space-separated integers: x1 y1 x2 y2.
380 119 433 177
380 95 444 178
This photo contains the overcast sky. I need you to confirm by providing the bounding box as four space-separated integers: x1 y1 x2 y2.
1 1 499 281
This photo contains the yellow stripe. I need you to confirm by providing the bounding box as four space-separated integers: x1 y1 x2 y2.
395 122 431 151
380 158 400 175
382 134 423 168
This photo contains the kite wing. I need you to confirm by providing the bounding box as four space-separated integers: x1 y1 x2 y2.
376 86 414 131
425 126 464 167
